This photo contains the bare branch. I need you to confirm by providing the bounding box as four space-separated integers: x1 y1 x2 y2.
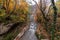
33 0 50 21
33 0 43 13
45 3 52 15
6 0 10 14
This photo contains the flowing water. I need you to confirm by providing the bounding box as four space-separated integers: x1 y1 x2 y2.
20 13 37 40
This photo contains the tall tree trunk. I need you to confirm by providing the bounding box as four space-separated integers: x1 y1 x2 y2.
51 0 57 40
6 0 10 14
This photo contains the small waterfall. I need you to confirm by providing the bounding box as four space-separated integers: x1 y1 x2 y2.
20 14 37 40
29 14 37 33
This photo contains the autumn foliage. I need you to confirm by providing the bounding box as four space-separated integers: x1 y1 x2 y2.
0 0 29 23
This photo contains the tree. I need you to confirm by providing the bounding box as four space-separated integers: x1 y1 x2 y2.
51 0 57 40
5 0 10 14
33 0 52 31
16 0 28 22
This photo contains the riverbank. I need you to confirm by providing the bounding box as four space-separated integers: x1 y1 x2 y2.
14 24 29 40
0 23 29 40
35 23 50 40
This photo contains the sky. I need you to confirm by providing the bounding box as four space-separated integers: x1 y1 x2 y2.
26 0 58 5
26 0 38 5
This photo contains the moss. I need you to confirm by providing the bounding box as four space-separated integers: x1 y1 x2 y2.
3 30 19 40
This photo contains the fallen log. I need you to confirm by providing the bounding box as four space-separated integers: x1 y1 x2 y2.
0 22 21 36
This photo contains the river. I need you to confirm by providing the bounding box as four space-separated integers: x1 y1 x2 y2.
20 12 38 40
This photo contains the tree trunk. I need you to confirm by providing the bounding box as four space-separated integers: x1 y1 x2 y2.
51 0 57 40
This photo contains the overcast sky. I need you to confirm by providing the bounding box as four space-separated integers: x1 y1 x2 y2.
26 0 58 5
